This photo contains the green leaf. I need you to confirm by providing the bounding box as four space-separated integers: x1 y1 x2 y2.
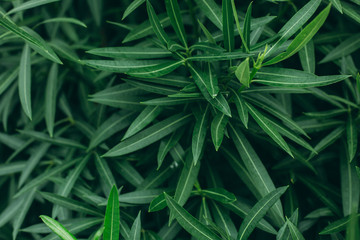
118 189 163 204
123 13 171 43
18 143 50 188
142 97 202 106
222 0 234 53
18 44 32 120
320 34 360 63
174 152 201 206
0 14 62 64
340 149 360 216
165 0 187 48
149 193 167 212
122 0 145 19
190 42 225 54
40 215 76 240
237 186 288 240
39 192 103 217
123 106 163 140
243 2 252 50
6 0 59 15
157 129 184 169
264 4 331 66
265 0 321 57
201 188 236 204
35 17 87 28
0 161 26 176
192 104 210 165
320 215 360 235
299 40 315 74
87 47 172 59
103 113 192 157
18 130 86 149
246 102 293 157
287 218 305 240
342 2 360 24
114 161 144 188
308 125 345 160
14 158 79 198
346 116 358 162
129 211 141 240
12 188 36 240
298 176 342 216
52 154 90 218
197 20 217 44
189 64 231 116
194 0 222 29
223 199 277 235
94 153 117 195
45 63 58 137
235 58 250 87
104 185 120 240
187 51 251 62
127 60 184 78
228 123 285 227
330 0 343 13
0 68 18 95
210 201 237 239
88 111 135 150
206 63 220 98
146 0 170 47
165 193 222 240
230 88 248 128
210 112 229 151
84 59 165 73
254 68 349 88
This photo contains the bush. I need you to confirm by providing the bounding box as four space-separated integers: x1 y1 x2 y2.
1 0 360 239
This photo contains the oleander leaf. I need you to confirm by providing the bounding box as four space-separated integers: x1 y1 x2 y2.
165 0 187 48
264 4 331 65
265 0 321 57
194 0 222 29
103 113 192 157
6 0 60 15
254 68 350 88
210 112 229 151
123 106 163 140
192 104 210 165
122 0 145 20
18 44 32 120
87 47 172 59
146 0 171 47
40 215 76 240
104 185 120 240
165 193 222 240
0 14 62 64
45 63 58 137
237 186 288 240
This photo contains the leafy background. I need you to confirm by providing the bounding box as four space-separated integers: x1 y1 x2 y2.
0 0 360 239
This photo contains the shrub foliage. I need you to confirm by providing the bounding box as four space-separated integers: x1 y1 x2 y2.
1 0 360 239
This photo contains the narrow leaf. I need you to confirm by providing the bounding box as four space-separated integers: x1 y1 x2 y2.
210 112 229 151
45 63 58 137
18 44 32 120
103 113 192 157
165 193 222 240
237 186 288 240
40 215 76 240
123 106 163 140
104 185 120 240
165 0 187 48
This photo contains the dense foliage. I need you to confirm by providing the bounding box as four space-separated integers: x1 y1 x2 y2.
1 0 360 239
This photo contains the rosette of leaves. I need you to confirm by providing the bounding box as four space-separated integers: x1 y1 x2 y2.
1 0 360 239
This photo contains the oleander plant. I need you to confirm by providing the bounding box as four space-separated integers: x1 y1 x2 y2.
1 0 360 239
